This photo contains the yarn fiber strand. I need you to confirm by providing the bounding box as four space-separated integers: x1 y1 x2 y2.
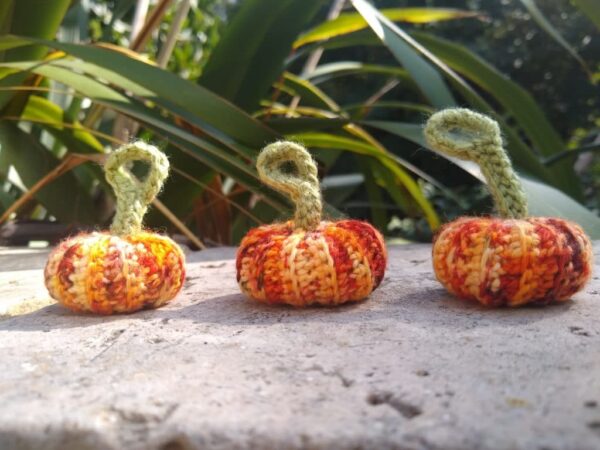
257 141 322 231
424 108 528 219
105 141 169 235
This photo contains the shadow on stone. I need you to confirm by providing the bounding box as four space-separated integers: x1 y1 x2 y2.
1 284 576 333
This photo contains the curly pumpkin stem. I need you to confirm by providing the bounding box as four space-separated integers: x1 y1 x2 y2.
257 141 322 231
424 108 528 219
105 141 169 235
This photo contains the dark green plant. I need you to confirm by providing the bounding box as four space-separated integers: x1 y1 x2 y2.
0 0 598 247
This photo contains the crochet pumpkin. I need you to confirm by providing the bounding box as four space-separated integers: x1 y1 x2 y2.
44 142 185 314
424 108 593 307
236 141 387 306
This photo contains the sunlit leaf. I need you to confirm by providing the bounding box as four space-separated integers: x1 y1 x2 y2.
287 131 440 229
350 0 456 109
294 8 480 48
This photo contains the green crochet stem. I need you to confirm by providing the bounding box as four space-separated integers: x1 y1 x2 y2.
105 141 169 235
424 108 528 219
257 141 322 230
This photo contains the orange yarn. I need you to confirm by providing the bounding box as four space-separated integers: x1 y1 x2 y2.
236 141 387 306
424 108 594 307
237 220 386 306
43 142 186 314
433 217 593 306
45 232 185 314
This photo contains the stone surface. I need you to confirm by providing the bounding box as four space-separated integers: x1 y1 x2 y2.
0 243 599 450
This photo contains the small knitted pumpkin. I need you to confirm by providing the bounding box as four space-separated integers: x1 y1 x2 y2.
236 141 387 306
44 142 186 314
424 108 593 307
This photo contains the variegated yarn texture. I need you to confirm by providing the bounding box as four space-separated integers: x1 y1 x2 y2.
424 108 593 306
44 142 186 314
236 141 387 306
432 217 593 306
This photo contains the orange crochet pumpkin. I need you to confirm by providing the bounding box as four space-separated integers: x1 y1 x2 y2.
44 142 185 314
424 109 593 307
236 141 387 306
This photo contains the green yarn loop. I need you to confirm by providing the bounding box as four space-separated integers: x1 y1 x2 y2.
105 141 169 235
257 141 322 231
424 108 528 219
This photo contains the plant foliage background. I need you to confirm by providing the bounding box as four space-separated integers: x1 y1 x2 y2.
0 0 598 248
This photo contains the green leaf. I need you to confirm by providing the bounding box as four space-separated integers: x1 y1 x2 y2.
521 178 600 239
0 0 70 111
0 59 290 211
301 29 568 195
0 122 97 224
359 159 387 230
287 131 440 229
21 95 104 153
571 0 600 29
363 119 600 238
0 36 279 147
199 0 322 111
411 31 582 199
294 7 480 48
349 0 456 109
0 0 70 62
264 117 350 134
519 0 592 79
281 72 341 112
343 101 434 117
306 62 413 87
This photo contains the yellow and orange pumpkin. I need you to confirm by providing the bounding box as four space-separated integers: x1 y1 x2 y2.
236 141 387 306
44 142 185 314
425 109 593 306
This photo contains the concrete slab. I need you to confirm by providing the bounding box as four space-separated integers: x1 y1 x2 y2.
0 243 599 450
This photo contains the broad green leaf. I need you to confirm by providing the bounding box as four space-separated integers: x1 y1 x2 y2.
350 0 456 109
519 0 592 79
0 0 69 62
522 178 600 239
294 8 480 48
264 117 350 134
200 0 322 112
0 59 290 211
21 95 104 153
0 36 279 148
0 0 70 111
571 0 600 29
0 122 97 224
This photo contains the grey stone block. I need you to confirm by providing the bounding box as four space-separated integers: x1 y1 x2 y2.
0 244 599 450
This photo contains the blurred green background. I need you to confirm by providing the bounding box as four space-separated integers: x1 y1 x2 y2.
0 0 598 248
